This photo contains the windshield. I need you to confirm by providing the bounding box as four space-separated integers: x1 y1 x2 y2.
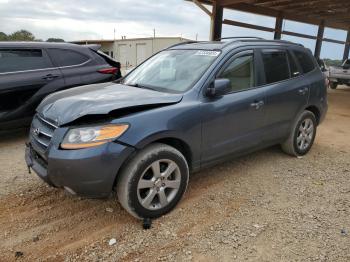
122 49 220 93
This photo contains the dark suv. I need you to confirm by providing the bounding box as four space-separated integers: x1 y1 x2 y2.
0 42 121 130
25 38 327 219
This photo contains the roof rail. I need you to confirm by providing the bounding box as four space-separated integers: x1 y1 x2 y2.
167 40 198 49
218 36 264 41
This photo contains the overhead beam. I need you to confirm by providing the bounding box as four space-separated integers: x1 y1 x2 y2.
218 0 252 7
314 20 325 59
223 18 346 45
223 19 275 32
193 0 212 17
344 30 350 61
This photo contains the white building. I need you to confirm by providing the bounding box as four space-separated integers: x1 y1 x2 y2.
73 37 190 73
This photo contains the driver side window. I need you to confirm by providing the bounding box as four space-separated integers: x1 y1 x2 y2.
218 53 255 93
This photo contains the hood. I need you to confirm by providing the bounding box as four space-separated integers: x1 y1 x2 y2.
37 82 183 126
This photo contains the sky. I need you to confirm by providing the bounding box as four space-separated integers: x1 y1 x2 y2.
0 0 348 59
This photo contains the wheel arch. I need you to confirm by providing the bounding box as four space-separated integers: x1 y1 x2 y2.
113 134 194 189
305 105 321 125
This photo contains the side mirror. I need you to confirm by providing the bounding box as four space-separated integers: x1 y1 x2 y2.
206 78 231 97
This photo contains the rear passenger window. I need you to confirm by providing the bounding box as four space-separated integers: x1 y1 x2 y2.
47 49 89 67
0 49 51 73
293 50 315 73
287 51 300 77
262 50 290 84
219 53 255 93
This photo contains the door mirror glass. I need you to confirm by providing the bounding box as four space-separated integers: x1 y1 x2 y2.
207 79 231 97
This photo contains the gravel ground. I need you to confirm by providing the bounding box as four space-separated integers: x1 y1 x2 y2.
0 87 349 261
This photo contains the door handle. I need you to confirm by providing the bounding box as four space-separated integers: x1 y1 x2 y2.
42 74 59 81
298 87 308 95
250 100 264 110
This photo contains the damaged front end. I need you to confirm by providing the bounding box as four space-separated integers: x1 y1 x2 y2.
25 82 183 197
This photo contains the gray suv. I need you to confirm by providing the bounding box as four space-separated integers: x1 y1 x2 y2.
0 42 121 130
25 38 328 219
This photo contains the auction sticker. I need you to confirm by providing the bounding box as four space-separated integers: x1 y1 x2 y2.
195 50 220 56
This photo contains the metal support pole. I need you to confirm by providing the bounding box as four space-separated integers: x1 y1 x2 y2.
343 30 350 62
314 20 325 59
274 15 283 40
210 2 223 41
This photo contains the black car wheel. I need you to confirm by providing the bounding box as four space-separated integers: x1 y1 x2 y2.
281 111 317 156
116 143 189 219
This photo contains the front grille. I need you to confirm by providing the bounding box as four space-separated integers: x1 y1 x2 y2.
30 114 58 155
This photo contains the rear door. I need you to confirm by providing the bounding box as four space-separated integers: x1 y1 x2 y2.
46 48 96 88
259 48 309 143
0 48 64 122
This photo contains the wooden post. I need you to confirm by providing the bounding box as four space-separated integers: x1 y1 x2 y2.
210 2 223 41
314 20 325 59
274 15 283 40
343 29 350 62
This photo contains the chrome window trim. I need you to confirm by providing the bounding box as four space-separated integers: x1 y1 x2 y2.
0 59 91 75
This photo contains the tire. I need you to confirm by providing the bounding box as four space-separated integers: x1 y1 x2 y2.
116 143 189 219
330 82 338 89
281 111 317 157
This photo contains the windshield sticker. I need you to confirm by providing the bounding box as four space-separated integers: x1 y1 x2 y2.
194 50 220 57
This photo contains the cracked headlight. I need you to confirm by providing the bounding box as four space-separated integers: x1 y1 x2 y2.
61 124 129 149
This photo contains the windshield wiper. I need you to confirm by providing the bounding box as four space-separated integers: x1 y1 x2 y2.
127 83 157 91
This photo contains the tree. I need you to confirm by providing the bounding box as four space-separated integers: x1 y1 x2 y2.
0 32 7 41
8 30 35 41
46 38 65 42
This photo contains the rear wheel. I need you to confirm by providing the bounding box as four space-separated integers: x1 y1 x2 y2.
116 143 189 219
330 82 338 89
281 111 317 156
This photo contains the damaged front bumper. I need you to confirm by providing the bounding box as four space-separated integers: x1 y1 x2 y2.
25 139 135 198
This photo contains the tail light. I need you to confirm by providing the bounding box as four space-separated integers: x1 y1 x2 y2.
98 67 118 75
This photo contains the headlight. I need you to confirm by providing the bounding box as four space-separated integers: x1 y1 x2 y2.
61 124 129 149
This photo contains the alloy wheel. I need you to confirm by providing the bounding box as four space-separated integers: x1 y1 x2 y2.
137 159 181 210
297 118 314 151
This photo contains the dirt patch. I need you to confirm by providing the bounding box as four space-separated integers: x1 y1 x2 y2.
0 87 350 261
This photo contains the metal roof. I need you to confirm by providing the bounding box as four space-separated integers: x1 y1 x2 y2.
194 0 350 30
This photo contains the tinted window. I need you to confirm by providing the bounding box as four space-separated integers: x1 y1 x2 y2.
48 49 89 67
0 49 51 73
262 50 290 84
219 54 255 92
293 50 315 73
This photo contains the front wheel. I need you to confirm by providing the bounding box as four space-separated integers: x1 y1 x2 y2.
116 143 189 219
281 111 317 156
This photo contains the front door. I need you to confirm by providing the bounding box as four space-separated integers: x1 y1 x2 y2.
201 50 266 164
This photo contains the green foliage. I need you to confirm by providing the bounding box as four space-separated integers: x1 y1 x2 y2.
0 30 65 43
46 38 65 42
323 58 343 67
8 30 36 41
0 32 7 41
